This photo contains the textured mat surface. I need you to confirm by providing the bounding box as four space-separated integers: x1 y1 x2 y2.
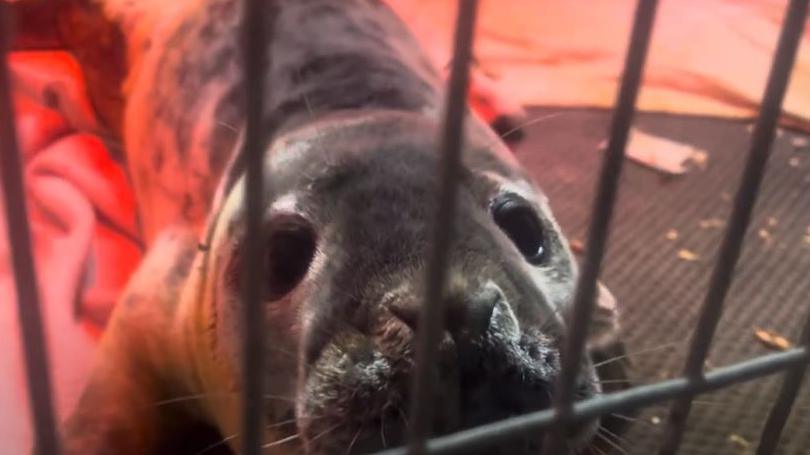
515 107 810 455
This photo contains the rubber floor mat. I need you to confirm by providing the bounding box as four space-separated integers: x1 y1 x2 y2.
515 107 810 455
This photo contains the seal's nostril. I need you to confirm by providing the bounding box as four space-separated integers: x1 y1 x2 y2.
387 299 420 330
446 286 501 338
386 286 502 337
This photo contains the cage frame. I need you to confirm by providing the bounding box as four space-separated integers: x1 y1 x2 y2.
1 0 808 454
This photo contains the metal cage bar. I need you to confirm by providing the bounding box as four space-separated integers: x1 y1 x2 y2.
240 0 273 454
542 0 659 452
1 0 807 454
658 1 809 453
376 347 810 455
754 306 810 455
0 4 60 454
407 1 479 453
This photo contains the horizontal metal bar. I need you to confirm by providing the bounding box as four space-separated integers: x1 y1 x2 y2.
407 1 479 454
658 1 810 453
240 0 273 453
374 347 809 455
0 3 61 454
755 305 810 455
542 0 659 452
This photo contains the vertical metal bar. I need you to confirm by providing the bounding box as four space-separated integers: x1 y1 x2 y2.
0 3 60 454
755 306 810 455
240 0 272 453
407 1 479 453
658 1 809 453
541 0 659 453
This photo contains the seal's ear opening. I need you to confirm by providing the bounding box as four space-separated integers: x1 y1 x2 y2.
587 281 620 351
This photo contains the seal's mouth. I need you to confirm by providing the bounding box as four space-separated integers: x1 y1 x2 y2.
292 309 601 455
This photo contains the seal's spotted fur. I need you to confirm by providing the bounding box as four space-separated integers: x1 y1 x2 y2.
54 1 631 454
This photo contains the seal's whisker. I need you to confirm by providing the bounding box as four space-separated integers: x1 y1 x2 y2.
497 112 565 142
379 414 387 449
593 378 639 386
609 412 644 424
266 417 300 429
600 425 631 448
150 393 231 407
298 422 343 451
394 403 409 429
483 111 566 151
609 412 635 421
261 433 300 450
596 427 627 455
592 341 682 369
596 430 628 455
150 391 296 408
196 415 325 455
303 93 314 118
194 433 238 455
217 121 238 133
346 428 362 455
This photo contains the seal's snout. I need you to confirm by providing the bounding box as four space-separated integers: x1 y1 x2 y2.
386 284 501 341
296 275 597 454
454 336 558 432
388 282 562 433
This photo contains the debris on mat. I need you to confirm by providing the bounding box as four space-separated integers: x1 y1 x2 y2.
677 249 699 261
753 328 791 351
665 229 679 240
699 218 725 229
791 136 808 149
758 228 773 245
598 128 709 175
788 156 800 167
728 433 751 450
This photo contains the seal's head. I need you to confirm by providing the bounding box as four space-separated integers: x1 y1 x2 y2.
203 111 620 454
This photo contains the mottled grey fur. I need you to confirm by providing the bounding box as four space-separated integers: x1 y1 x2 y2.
57 1 628 454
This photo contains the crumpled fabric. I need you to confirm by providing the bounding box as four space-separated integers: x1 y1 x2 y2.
387 0 810 131
0 51 142 454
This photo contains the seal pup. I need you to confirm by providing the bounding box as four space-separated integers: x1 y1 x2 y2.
51 0 633 453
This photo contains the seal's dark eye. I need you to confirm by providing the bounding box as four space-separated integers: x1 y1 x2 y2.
492 195 547 265
264 213 317 300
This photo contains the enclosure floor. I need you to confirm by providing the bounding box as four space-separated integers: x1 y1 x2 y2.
515 107 810 455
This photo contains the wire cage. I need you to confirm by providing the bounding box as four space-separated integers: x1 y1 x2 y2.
1 0 808 454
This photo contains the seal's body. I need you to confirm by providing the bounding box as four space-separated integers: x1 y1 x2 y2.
116 0 451 242
58 1 630 454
